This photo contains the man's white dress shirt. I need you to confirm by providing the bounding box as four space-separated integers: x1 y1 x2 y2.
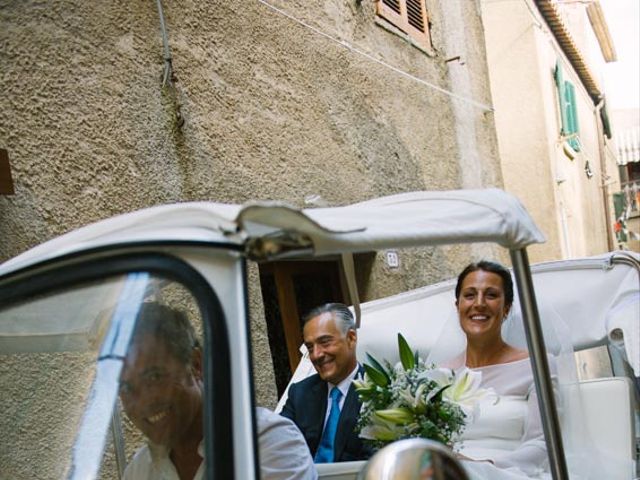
321 364 360 429
123 407 317 480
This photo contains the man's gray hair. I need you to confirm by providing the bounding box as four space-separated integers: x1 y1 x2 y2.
131 301 201 364
302 303 355 336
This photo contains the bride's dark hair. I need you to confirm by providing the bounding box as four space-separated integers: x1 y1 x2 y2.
455 261 514 307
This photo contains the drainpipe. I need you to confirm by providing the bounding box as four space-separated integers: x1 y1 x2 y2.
595 96 615 251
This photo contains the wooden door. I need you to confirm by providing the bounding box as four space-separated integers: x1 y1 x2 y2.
259 260 348 397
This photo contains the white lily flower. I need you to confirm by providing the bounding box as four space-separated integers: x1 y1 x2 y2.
393 361 405 374
353 377 374 391
398 386 415 406
374 407 414 425
357 335 472 447
443 368 495 420
412 382 428 409
418 367 454 387
397 382 429 411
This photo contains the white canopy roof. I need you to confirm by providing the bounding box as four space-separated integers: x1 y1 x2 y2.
0 189 544 275
276 252 640 413
356 252 640 374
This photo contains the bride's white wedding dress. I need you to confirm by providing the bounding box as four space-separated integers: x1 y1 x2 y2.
447 355 554 480
426 304 623 479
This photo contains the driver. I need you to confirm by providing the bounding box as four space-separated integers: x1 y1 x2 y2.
119 302 317 480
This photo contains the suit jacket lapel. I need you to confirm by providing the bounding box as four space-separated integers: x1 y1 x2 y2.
309 379 329 454
333 366 364 461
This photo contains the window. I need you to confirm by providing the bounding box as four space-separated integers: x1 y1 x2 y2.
0 253 237 479
376 0 431 51
554 62 581 152
0 148 14 195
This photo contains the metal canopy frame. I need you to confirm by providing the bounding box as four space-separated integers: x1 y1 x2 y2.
511 249 568 480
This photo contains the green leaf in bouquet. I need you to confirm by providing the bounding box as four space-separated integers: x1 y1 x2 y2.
426 384 450 403
397 333 416 370
365 353 390 381
363 363 389 387
374 407 414 425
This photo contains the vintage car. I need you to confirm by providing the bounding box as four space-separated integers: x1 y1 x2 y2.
0 189 637 479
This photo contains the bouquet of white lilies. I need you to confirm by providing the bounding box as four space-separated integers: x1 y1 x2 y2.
353 333 492 449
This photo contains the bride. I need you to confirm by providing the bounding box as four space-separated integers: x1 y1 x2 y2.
440 260 553 479
429 260 620 480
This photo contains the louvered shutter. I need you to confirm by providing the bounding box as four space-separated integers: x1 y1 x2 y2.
376 0 431 50
554 62 581 152
565 82 581 151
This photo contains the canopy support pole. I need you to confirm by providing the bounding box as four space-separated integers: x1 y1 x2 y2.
341 253 361 328
510 248 569 480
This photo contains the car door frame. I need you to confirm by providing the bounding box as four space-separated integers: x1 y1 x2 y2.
0 243 259 480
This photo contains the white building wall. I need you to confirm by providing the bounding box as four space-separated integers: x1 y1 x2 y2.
481 0 563 262
481 0 611 261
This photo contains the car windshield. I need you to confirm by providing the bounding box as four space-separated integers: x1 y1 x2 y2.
0 273 205 480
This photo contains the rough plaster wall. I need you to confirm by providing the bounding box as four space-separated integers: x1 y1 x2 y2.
0 0 502 251
155 0 463 204
0 0 501 331
0 352 96 479
573 94 610 256
0 1 186 257
1 0 503 474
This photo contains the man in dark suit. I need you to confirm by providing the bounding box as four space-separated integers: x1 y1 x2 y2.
281 303 371 463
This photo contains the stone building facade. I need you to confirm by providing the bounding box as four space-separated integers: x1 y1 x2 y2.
480 0 619 262
1 0 505 408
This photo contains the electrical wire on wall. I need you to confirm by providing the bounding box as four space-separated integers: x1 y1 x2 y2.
156 0 184 129
254 0 494 113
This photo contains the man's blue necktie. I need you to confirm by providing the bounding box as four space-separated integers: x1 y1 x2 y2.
314 387 343 463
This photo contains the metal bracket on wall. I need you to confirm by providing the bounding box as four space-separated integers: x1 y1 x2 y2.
0 148 15 195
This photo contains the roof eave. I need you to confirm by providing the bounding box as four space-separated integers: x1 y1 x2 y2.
535 0 602 103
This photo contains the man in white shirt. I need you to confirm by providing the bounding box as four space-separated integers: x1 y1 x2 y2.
281 303 372 463
119 302 317 480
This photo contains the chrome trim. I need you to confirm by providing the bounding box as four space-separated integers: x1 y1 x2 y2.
111 405 126 479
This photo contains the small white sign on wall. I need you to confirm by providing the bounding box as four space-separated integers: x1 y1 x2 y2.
385 250 400 269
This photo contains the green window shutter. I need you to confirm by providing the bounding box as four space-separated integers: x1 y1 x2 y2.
613 192 625 219
564 82 574 133
565 82 581 151
555 61 581 152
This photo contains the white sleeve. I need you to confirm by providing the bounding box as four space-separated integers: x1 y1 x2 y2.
491 385 548 474
492 358 559 475
121 446 153 480
256 407 318 480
